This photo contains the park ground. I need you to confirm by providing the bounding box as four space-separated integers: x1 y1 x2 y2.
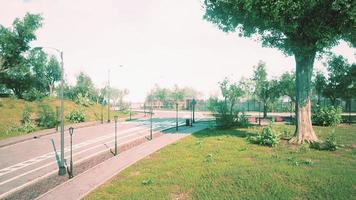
86 123 356 200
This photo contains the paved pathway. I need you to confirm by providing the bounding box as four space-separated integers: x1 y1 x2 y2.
37 123 208 200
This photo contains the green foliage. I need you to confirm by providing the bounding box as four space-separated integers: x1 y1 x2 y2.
208 77 247 129
0 13 44 98
321 54 356 105
21 104 32 124
36 103 58 128
75 93 93 107
248 126 279 147
142 179 153 186
310 133 337 151
67 108 85 123
312 105 342 126
252 61 281 118
22 88 45 101
237 112 250 128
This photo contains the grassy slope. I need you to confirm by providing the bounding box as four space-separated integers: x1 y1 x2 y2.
0 97 127 140
86 124 356 200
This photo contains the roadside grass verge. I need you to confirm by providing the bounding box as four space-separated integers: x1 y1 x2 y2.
0 97 128 140
86 124 356 200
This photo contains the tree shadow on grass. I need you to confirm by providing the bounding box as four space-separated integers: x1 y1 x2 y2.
191 126 259 139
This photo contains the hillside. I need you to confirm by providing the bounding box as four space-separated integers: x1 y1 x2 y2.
0 97 127 140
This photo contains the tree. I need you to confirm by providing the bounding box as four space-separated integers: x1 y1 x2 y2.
313 70 327 105
252 61 281 118
73 72 98 103
203 0 355 143
322 54 355 106
0 13 43 97
45 56 61 96
110 87 129 109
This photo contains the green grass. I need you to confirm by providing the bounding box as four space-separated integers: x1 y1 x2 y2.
0 97 129 140
86 124 356 200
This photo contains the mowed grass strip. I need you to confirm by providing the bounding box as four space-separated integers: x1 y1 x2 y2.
86 124 356 200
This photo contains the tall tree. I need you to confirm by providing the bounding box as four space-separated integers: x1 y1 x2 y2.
0 13 43 97
203 0 355 143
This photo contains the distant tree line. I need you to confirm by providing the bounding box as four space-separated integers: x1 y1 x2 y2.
145 84 202 109
208 54 355 127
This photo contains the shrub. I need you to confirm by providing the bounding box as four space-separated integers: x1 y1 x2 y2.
75 93 93 107
237 112 250 128
248 126 279 147
67 108 85 123
23 88 45 101
310 133 337 151
36 103 58 128
312 105 342 126
21 104 32 124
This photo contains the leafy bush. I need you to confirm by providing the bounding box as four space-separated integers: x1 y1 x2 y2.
310 133 337 151
67 109 85 123
21 104 32 124
237 112 250 127
248 126 279 147
74 93 93 107
22 88 45 101
312 105 342 126
36 103 58 128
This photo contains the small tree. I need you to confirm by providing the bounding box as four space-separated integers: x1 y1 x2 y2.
252 62 280 118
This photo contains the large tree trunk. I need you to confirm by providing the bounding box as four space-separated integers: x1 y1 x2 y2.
291 51 318 144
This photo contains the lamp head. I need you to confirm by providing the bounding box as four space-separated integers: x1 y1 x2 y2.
69 127 74 136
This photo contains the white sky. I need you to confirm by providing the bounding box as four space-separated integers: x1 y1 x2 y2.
1 0 355 102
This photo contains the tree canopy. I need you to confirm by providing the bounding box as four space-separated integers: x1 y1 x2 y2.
204 0 355 56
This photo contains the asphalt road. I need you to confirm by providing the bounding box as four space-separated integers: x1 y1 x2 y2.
0 110 210 199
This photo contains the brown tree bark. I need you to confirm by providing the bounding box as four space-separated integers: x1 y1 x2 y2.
290 51 318 144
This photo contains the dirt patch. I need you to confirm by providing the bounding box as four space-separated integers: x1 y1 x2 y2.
171 188 192 200
129 171 140 177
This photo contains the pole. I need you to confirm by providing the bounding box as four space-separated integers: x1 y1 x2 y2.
150 106 153 140
107 69 111 123
129 103 132 121
258 101 261 126
58 51 66 176
349 99 351 125
114 116 118 155
192 99 196 123
101 104 103 124
70 132 73 178
176 102 178 131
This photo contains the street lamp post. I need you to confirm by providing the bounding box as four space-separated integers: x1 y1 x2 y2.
107 65 123 123
35 46 66 176
192 98 196 123
114 116 118 156
68 127 74 178
176 102 178 131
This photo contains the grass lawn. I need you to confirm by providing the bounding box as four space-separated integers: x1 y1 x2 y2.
0 97 129 140
86 124 356 200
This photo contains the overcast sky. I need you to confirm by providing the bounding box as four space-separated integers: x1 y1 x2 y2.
1 0 355 102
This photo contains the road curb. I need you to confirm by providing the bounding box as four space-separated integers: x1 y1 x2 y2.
36 124 208 200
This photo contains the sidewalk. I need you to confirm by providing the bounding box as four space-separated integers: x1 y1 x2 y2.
37 123 208 200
